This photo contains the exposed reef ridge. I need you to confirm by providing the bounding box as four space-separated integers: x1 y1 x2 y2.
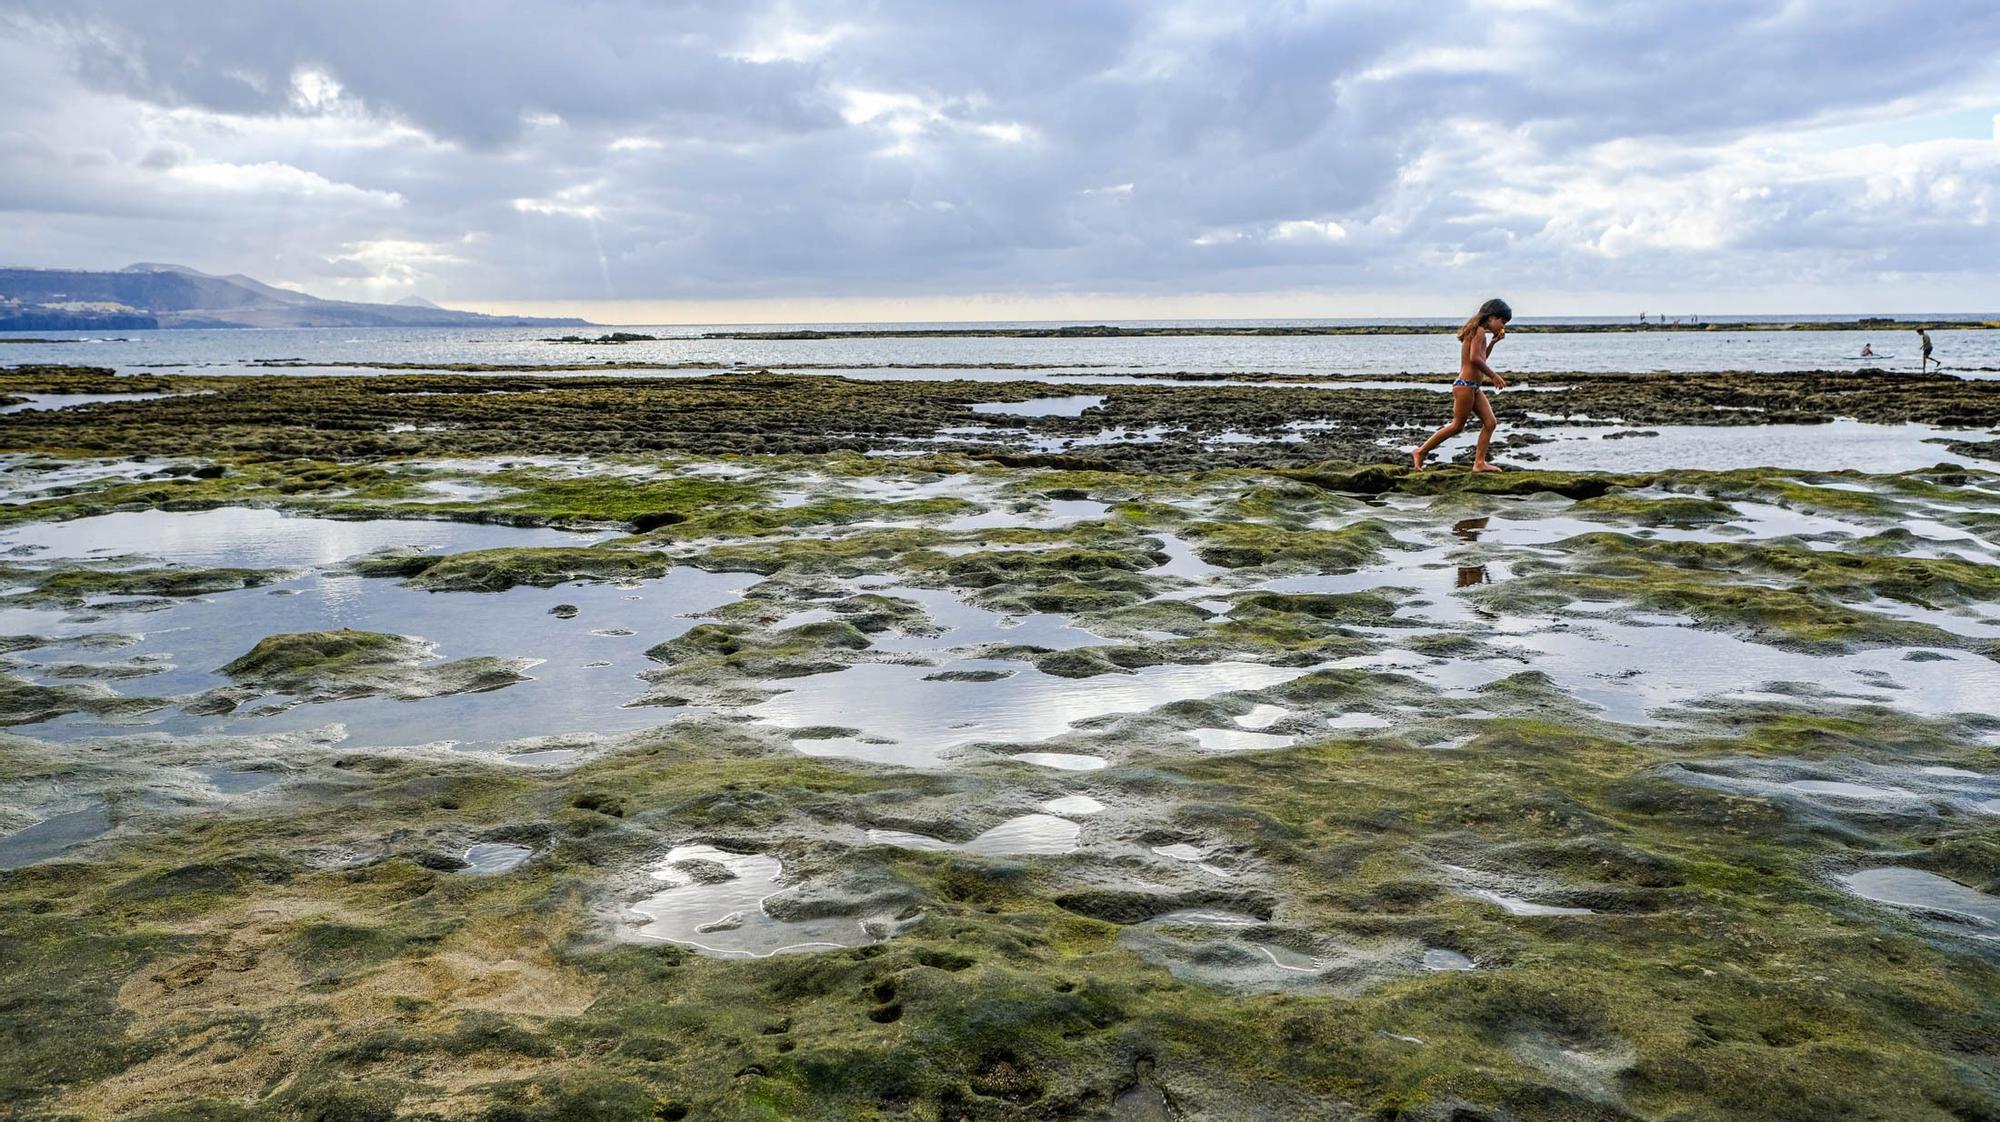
0 379 1995 1120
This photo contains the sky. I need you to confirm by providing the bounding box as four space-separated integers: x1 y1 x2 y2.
3 0 1999 323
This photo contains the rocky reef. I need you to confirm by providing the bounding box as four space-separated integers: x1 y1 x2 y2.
0 371 1996 1120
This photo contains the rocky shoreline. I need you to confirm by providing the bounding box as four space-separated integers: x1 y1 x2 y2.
0 368 1996 1120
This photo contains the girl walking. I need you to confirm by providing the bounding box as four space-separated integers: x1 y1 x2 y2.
1413 298 1512 472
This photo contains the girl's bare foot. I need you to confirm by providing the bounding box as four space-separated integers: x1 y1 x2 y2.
1411 450 1425 470
1472 462 1504 473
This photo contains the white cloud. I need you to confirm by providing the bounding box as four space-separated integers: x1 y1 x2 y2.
729 21 852 64
1270 219 1346 242
512 183 605 220
288 67 344 113
2 0 1998 310
161 160 405 206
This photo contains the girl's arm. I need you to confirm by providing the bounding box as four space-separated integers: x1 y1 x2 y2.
1466 333 1498 380
1468 331 1507 387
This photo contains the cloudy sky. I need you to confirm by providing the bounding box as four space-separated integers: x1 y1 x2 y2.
4 1 1999 322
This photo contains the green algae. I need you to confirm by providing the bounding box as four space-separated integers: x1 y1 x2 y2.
215 629 531 702
3 693 1998 1119
643 621 874 681
1480 533 2000 656
356 545 678 592
1180 518 1400 570
1570 494 1739 526
4 565 284 607
0 672 166 727
0 443 1997 1120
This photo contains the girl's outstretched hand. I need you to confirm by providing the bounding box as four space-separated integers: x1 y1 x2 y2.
1489 374 1508 390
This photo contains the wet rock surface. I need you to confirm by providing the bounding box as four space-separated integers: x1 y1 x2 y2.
1 364 1995 471
0 389 1995 1119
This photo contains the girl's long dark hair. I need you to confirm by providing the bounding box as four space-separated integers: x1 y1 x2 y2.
1458 298 1513 342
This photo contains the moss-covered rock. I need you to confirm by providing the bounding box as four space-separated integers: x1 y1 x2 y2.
354 546 678 592
214 629 531 702
6 565 284 606
1180 518 1398 570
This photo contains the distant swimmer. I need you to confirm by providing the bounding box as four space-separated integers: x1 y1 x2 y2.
1413 298 1512 473
1917 329 1938 371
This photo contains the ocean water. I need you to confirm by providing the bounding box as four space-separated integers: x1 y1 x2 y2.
4 322 1998 380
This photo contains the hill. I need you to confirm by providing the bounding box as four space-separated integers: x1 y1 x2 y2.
0 264 590 330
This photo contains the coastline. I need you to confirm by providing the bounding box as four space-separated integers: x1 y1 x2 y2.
0 361 1995 1120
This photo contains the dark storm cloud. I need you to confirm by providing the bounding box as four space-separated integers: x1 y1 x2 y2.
1 0 1997 307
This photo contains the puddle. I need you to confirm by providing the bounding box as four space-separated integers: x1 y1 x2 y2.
1671 760 1999 818
0 455 186 505
1781 780 1913 800
626 844 888 958
1152 843 1232 878
1147 909 1265 927
868 813 1080 856
1839 868 2000 933
1422 948 1476 971
0 507 600 570
938 499 1109 532
1492 619 2000 726
1041 794 1105 815
0 392 173 415
967 395 1105 418
1148 532 1232 584
1325 712 1392 731
1518 420 1979 473
753 659 1309 767
0 805 111 869
460 843 532 875
1466 888 1593 916
8 560 759 751
1011 752 1108 771
1234 703 1290 729
1192 727 1297 752
1115 913 1335 991
864 586 1108 653
194 766 280 794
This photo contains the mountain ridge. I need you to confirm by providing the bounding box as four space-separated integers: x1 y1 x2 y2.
0 263 591 329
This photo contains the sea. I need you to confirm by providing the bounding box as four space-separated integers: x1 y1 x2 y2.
2 318 1998 382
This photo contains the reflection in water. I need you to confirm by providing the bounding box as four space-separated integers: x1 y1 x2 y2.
2 517 760 750
0 506 602 570
753 659 1308 767
1840 868 2000 933
626 844 887 958
0 806 111 869
868 813 1081 856
1451 517 1489 542
460 843 533 875
1456 565 1489 588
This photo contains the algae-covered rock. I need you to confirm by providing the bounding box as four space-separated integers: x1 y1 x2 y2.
215 629 531 702
1572 493 1738 525
643 620 872 681
9 565 284 606
1181 518 1398 570
352 546 677 591
0 672 166 727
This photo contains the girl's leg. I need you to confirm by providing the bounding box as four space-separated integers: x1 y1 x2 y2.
1413 388 1475 469
1471 390 1503 472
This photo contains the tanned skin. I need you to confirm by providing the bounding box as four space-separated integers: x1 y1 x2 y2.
1413 315 1510 472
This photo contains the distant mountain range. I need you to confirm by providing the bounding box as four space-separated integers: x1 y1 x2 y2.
0 263 590 330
